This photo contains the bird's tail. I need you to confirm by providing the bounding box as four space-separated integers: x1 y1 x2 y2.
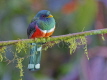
28 43 42 71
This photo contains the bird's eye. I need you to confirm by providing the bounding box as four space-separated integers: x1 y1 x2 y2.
42 15 46 17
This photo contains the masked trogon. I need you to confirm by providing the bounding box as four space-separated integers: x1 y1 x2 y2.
27 10 55 71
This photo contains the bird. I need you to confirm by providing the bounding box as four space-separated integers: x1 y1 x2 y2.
27 10 55 71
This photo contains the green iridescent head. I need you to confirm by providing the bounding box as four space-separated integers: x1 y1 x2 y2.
32 10 55 30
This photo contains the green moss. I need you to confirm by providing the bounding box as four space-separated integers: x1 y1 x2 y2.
43 40 60 50
15 41 28 54
84 44 89 60
34 38 48 43
101 34 105 41
79 36 89 60
16 57 24 79
101 30 107 34
65 37 77 55
64 36 89 59
94 31 101 34
0 47 6 62
15 41 28 80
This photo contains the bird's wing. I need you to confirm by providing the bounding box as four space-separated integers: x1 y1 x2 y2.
27 21 37 38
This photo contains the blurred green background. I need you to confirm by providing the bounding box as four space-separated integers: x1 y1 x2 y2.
1 0 107 80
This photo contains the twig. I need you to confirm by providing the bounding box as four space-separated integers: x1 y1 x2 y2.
0 28 107 46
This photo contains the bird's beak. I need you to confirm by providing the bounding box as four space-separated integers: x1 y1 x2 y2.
46 15 53 18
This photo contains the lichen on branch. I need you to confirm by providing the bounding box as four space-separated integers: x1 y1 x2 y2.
0 47 6 61
0 28 107 46
0 28 107 80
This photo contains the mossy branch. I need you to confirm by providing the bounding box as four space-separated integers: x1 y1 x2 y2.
0 28 107 78
0 28 107 46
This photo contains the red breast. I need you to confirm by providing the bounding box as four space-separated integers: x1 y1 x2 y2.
30 25 55 38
